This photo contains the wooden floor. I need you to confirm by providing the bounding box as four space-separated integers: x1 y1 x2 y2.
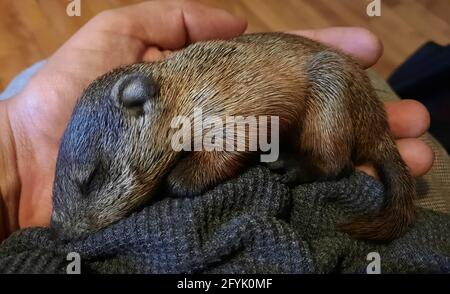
1 0 449 91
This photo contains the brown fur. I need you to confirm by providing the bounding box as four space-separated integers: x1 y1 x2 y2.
52 33 415 241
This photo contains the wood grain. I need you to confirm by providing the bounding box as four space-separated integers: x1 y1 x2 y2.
1 0 449 91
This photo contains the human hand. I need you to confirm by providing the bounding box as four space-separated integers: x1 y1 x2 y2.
1 0 247 234
0 0 433 237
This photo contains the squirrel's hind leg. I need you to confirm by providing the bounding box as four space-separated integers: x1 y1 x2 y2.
166 151 251 197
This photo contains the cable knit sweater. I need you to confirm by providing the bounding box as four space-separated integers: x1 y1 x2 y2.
0 166 449 274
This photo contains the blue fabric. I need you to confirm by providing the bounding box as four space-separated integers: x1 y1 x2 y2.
0 61 46 100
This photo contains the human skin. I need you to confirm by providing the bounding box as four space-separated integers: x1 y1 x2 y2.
0 0 433 241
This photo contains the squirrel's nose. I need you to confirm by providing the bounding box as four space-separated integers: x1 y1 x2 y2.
112 73 156 109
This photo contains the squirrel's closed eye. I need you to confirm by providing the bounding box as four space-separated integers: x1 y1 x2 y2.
78 164 102 196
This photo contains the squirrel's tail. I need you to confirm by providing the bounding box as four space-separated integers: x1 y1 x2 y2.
339 133 416 242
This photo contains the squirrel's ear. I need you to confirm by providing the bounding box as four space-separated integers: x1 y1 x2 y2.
111 73 156 109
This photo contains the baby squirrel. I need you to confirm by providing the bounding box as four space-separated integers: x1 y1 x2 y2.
51 33 415 241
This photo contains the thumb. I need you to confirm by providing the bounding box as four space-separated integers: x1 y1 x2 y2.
83 0 248 50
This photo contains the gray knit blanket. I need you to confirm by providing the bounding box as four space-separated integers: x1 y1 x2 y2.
0 166 449 273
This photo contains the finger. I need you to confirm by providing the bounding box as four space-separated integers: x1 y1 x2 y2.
90 0 248 50
355 164 378 179
57 0 247 68
396 138 434 177
162 50 174 58
385 100 430 139
289 27 383 69
356 138 434 179
142 48 174 62
142 46 167 61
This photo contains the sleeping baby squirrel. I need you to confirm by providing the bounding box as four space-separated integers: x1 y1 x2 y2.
51 33 416 242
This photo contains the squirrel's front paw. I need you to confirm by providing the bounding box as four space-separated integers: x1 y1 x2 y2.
165 165 207 198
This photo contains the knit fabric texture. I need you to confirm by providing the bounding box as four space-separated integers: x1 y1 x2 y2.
0 165 449 274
